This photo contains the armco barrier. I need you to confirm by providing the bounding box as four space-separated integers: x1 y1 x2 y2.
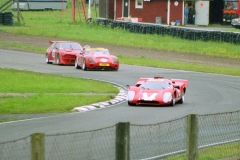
96 18 240 44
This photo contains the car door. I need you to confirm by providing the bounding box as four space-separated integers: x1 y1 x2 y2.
47 42 56 60
52 42 60 61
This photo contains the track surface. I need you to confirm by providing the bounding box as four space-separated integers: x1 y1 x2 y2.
0 49 239 142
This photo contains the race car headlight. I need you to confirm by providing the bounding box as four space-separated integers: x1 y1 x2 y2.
113 57 119 64
163 92 172 103
88 57 96 64
127 91 135 101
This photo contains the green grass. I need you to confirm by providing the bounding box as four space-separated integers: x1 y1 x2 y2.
0 94 113 114
118 56 240 76
0 4 239 160
0 10 239 76
165 142 240 160
0 68 118 114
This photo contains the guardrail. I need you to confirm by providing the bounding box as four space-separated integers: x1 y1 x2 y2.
0 110 240 160
95 18 240 45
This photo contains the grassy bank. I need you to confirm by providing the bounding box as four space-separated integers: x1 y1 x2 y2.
0 10 239 76
0 68 118 114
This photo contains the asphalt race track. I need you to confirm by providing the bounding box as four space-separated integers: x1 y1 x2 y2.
0 49 239 143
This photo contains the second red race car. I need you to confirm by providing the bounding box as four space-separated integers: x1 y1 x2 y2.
75 46 119 71
126 76 188 106
45 40 83 65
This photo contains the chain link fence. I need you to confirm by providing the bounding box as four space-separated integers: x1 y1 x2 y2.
0 110 240 160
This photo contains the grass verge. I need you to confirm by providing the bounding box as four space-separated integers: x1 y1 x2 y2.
0 68 118 114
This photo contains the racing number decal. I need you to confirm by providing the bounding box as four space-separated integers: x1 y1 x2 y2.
52 49 56 58
142 93 158 101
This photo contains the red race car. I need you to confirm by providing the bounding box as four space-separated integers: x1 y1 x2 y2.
126 76 188 106
75 46 119 71
46 40 83 65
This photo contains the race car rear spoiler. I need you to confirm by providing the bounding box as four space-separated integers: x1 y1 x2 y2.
49 40 56 44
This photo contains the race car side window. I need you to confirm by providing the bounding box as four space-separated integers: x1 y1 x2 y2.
71 43 83 50
54 42 59 49
50 42 56 49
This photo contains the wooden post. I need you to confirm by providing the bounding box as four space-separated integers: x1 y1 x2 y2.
72 0 75 23
31 133 44 160
17 0 20 23
187 114 198 160
116 122 130 160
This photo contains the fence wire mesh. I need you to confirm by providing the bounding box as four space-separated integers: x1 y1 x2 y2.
0 110 240 160
198 111 240 159
45 125 116 160
0 136 30 160
130 117 187 160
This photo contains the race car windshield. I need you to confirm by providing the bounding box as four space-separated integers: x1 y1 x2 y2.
139 81 170 90
60 43 82 49
86 50 110 55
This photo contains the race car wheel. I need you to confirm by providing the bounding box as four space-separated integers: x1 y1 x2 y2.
128 101 136 106
56 54 61 65
75 58 80 69
179 95 184 104
170 98 175 106
82 59 88 71
45 54 52 64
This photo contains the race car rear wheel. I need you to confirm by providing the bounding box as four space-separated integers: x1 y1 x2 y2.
56 54 61 65
82 59 88 71
179 95 184 104
75 57 80 69
45 54 52 64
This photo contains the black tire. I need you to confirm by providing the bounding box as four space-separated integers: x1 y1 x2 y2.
128 101 136 106
179 95 184 104
75 57 80 69
170 97 175 106
45 53 52 64
82 59 88 71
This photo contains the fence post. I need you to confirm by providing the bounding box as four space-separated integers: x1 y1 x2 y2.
31 133 45 160
116 122 130 160
187 114 198 160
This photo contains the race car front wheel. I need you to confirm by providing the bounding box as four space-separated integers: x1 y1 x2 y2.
75 58 80 69
56 54 61 65
45 54 52 64
170 98 175 106
82 59 88 71
128 101 136 106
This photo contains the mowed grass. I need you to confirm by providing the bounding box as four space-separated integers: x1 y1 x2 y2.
165 142 240 160
0 9 240 76
0 68 118 114
0 4 240 160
